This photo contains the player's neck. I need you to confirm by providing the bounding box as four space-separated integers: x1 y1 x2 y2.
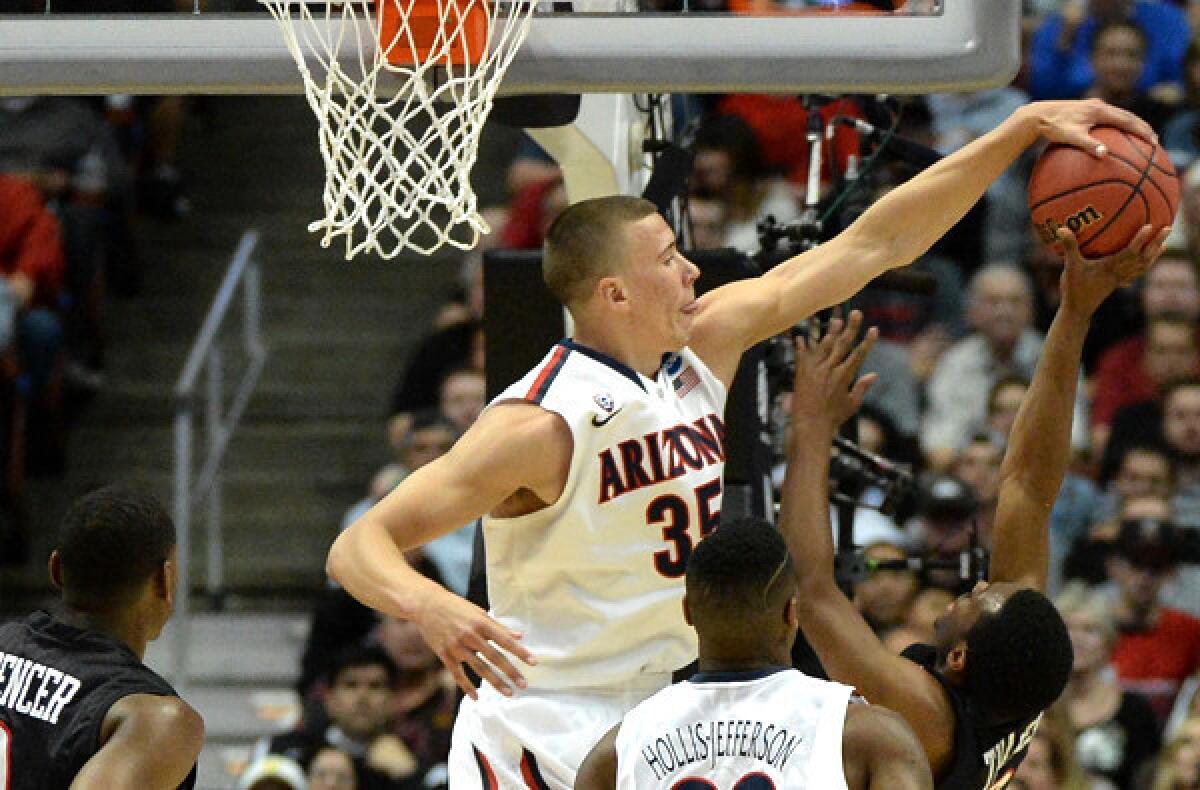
55 604 149 660
570 326 664 378
696 648 792 674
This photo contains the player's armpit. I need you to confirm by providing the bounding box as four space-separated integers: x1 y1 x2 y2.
71 694 204 790
575 723 621 790
842 704 933 790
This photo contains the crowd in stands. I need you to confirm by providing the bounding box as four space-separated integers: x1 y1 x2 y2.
0 2 208 565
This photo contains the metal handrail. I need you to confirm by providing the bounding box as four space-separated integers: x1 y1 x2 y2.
171 229 268 690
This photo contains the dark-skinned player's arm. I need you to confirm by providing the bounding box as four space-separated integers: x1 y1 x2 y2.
778 311 959 775
70 694 204 790
688 99 1156 388
574 723 620 790
842 705 934 790
990 225 1169 591
328 401 566 699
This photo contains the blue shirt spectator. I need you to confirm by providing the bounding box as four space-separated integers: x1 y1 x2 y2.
1028 1 1190 100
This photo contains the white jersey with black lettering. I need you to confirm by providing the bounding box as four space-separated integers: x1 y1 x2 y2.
483 339 727 691
615 667 854 790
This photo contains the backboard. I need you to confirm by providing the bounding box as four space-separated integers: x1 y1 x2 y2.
0 1 1020 95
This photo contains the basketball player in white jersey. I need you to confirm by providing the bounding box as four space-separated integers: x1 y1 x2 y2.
327 98 1155 789
574 523 932 790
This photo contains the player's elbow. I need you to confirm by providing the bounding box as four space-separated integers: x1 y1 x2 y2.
326 529 353 585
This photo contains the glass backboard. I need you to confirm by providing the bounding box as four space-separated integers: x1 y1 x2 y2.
0 0 1018 95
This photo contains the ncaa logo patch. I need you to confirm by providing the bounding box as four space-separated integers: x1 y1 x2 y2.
593 392 615 412
663 354 684 376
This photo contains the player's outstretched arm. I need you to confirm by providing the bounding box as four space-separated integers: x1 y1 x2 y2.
990 225 1169 590
688 99 1157 386
842 704 934 790
574 723 621 790
779 312 956 773
327 401 567 698
70 694 204 790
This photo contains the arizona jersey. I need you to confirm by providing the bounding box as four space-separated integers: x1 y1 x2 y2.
615 667 854 789
0 610 197 790
483 339 727 690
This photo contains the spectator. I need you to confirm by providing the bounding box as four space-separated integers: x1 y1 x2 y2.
908 472 981 593
1151 733 1200 790
387 320 481 442
929 86 1035 263
307 745 357 790
1174 163 1200 263
689 113 798 254
1012 705 1116 790
1084 20 1175 132
1100 316 1200 462
370 617 455 790
239 754 308 790
684 195 730 251
1164 41 1200 165
498 175 567 250
0 172 67 474
436 367 485 436
1028 0 1190 101
923 264 1088 470
1057 582 1161 788
854 539 921 637
262 645 420 790
1107 517 1200 722
1092 254 1200 453
390 411 457 477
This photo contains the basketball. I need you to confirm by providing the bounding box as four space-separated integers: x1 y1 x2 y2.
1028 126 1180 257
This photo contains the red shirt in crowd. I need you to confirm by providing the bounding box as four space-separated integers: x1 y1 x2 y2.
1112 606 1200 722
0 174 66 307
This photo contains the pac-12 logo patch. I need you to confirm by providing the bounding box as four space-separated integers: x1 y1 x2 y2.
594 392 615 412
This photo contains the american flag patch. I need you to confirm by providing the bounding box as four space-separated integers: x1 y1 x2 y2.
673 366 700 397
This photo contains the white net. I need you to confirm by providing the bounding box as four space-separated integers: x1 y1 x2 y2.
260 0 536 258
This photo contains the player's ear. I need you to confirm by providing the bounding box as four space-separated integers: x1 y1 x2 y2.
48 549 64 591
157 553 177 608
784 595 800 628
596 275 627 309
946 643 969 675
682 593 694 626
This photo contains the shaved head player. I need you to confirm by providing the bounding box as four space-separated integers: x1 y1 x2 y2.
327 98 1156 789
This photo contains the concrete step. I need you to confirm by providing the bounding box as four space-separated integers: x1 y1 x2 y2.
145 613 310 686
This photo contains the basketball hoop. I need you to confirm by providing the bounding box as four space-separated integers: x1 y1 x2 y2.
260 0 536 258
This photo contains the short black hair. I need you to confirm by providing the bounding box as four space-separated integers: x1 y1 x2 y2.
964 589 1072 722
692 114 765 181
57 485 175 606
326 643 399 689
686 519 795 621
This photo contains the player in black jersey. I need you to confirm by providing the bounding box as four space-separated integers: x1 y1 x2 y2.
0 486 204 790
779 224 1169 790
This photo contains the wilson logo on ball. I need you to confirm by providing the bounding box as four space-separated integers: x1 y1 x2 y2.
1035 205 1103 244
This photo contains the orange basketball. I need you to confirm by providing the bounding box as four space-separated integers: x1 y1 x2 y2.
1028 126 1180 257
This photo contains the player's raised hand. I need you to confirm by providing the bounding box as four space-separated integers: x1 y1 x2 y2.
789 310 878 436
1057 224 1172 317
1028 98 1157 158
412 587 536 700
